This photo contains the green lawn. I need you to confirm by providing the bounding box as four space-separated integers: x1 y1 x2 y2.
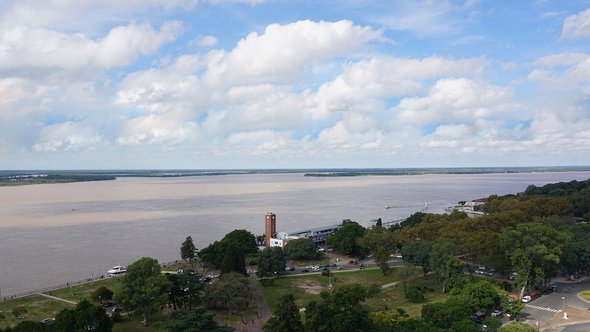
0 295 74 329
261 266 426 314
48 277 123 303
364 275 450 317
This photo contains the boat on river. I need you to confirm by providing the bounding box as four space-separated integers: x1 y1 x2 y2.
107 265 126 274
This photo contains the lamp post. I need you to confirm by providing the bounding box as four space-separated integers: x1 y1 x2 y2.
562 296 568 320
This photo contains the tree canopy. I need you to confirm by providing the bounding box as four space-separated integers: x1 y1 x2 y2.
257 246 287 278
284 238 319 259
199 229 257 268
115 257 171 326
263 294 304 332
325 220 366 256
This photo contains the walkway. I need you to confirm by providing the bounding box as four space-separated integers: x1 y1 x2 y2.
36 292 78 305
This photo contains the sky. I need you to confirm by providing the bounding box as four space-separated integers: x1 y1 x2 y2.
1 0 590 169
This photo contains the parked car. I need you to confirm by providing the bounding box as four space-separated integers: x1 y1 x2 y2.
40 318 54 325
527 291 540 301
522 295 532 303
302 269 310 273
491 309 503 317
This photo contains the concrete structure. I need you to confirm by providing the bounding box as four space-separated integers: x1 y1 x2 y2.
264 212 277 247
277 224 342 244
263 212 342 248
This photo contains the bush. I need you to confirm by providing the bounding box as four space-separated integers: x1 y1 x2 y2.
91 286 114 303
368 284 381 297
405 287 425 303
12 307 27 319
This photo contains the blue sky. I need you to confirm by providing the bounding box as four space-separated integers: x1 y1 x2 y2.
1 0 590 169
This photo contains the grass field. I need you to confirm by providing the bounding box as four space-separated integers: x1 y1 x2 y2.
0 276 164 330
260 266 433 315
580 290 590 302
0 295 74 328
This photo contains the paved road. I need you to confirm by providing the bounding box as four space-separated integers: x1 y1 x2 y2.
521 279 590 326
560 322 590 331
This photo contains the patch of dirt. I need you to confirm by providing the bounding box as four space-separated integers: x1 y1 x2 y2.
297 281 323 295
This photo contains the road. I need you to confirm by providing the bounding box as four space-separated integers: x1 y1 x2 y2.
521 278 590 329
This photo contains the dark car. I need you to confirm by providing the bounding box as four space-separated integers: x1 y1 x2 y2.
40 318 54 325
302 269 310 273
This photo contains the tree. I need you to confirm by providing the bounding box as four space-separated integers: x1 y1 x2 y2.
166 272 204 311
91 286 113 304
358 226 397 275
52 299 113 332
204 272 256 314
5 321 49 332
401 241 431 276
325 220 366 256
452 280 501 313
257 247 287 278
429 239 465 293
500 222 570 299
284 238 319 259
263 294 304 332
375 218 383 227
180 236 197 267
501 296 524 320
421 300 469 330
220 245 247 275
156 306 232 332
483 317 502 331
199 229 258 268
450 319 480 332
115 257 171 326
305 284 372 332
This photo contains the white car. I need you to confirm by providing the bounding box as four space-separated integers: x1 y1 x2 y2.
522 295 532 303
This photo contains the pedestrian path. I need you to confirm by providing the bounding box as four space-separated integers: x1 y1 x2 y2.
36 293 78 305
526 304 561 313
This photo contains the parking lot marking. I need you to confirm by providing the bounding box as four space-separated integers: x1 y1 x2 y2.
526 304 560 313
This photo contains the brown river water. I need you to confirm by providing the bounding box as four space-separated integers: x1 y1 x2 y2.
1 172 590 297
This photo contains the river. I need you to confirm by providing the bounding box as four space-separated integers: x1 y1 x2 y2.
1 171 589 297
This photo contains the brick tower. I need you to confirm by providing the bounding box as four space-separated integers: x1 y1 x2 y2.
264 212 277 247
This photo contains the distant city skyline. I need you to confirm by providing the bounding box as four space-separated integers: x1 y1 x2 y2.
1 0 590 169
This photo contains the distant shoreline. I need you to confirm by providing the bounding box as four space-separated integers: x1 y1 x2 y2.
1 166 590 186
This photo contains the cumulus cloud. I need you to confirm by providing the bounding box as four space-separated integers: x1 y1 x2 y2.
394 78 511 125
0 21 182 77
204 20 381 84
117 113 199 145
562 8 590 39
33 122 102 152
309 56 485 117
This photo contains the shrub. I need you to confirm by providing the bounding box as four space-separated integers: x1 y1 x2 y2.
368 284 381 297
11 307 27 319
405 287 425 303
91 286 114 303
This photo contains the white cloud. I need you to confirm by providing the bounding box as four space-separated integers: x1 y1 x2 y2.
196 35 218 47
394 78 510 125
310 56 484 117
33 122 102 152
421 140 458 148
536 52 589 66
376 1 461 36
203 20 381 84
117 113 199 145
562 8 590 39
0 21 182 76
